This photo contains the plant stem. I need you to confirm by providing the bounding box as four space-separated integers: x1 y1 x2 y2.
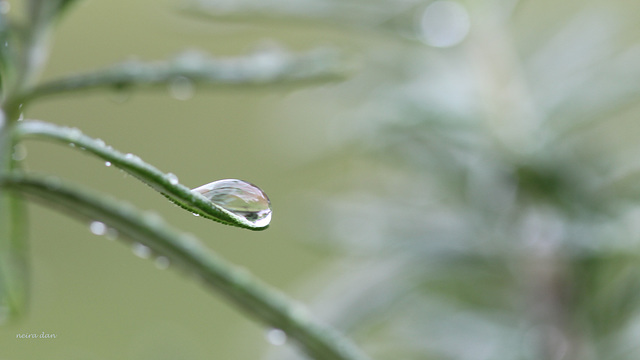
1 174 371 360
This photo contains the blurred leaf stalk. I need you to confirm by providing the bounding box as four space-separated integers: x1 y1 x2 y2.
194 0 640 359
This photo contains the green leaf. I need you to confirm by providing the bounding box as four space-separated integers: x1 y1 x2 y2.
14 120 270 230
0 173 371 360
18 48 345 104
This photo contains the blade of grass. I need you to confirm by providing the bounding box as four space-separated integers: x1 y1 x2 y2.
14 120 269 230
17 48 344 104
0 173 372 360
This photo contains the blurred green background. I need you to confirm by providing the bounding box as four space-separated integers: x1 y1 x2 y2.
5 0 640 359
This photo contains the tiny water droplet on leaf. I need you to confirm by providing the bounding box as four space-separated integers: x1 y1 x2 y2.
165 173 179 185
105 161 112 167
132 243 151 259
89 221 107 236
191 179 271 227
168 76 195 100
105 227 118 241
265 328 287 346
12 144 27 161
154 256 170 270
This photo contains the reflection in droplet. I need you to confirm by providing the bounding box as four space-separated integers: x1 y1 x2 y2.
89 221 107 236
132 243 152 259
191 179 271 227
166 172 179 185
419 1 470 48
105 161 112 167
168 76 195 100
265 328 287 346
154 256 170 270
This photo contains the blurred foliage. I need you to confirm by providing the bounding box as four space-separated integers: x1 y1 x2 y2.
186 0 640 359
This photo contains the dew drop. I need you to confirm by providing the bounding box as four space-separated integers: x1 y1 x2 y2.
95 138 106 147
89 221 107 236
67 127 82 141
132 243 151 259
154 256 170 270
12 144 27 161
124 153 142 164
165 172 179 185
419 0 470 48
191 179 271 227
168 76 195 101
105 227 118 241
105 161 112 167
192 212 200 217
265 328 287 346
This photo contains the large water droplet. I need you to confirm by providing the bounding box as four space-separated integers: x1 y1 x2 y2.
89 221 107 236
265 328 287 346
191 179 271 227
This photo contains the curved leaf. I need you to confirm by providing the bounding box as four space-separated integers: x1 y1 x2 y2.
18 48 344 104
14 120 269 230
0 173 371 360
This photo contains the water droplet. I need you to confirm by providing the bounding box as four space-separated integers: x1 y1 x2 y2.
105 161 112 167
191 179 271 227
105 227 118 240
17 113 24 121
165 173 179 185
12 144 27 161
95 138 106 147
192 213 200 217
67 127 82 141
168 76 195 100
154 256 170 270
89 221 107 236
419 1 470 48
265 328 287 346
124 153 142 164
132 243 151 259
